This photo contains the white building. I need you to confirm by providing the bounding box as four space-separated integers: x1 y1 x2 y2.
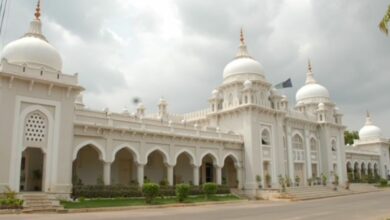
0 4 389 199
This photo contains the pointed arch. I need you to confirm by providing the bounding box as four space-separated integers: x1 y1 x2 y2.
222 152 240 168
199 151 219 166
73 140 106 162
174 149 195 166
144 146 170 165
111 144 140 164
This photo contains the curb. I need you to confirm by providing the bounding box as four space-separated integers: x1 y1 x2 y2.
64 199 249 213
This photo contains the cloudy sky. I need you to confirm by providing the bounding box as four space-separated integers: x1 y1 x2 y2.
1 0 390 137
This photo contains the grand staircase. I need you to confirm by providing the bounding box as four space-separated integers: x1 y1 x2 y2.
283 184 381 201
20 193 64 213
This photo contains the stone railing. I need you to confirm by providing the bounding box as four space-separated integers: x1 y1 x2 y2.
74 108 243 143
0 59 79 85
287 109 317 122
182 108 211 121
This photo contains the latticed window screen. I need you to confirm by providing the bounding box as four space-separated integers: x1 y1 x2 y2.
24 112 47 143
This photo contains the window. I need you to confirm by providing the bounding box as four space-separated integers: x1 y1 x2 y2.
24 111 47 143
292 134 304 162
310 138 318 161
261 130 271 145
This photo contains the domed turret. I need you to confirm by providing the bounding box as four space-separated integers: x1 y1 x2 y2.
1 1 62 72
359 112 382 141
223 29 265 84
296 60 330 104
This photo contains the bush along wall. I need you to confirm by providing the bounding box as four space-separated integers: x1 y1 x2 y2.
72 184 231 199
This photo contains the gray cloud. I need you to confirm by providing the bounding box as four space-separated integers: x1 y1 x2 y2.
1 0 390 137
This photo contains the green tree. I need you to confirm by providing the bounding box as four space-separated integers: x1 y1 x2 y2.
379 4 390 35
344 130 359 145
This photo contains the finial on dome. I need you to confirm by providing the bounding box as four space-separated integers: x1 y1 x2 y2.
305 58 317 84
365 111 373 125
236 28 250 58
240 28 245 45
34 0 41 20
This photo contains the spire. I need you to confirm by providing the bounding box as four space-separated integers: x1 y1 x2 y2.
305 59 317 84
236 28 251 58
365 111 373 125
34 0 41 20
240 28 245 45
24 0 47 41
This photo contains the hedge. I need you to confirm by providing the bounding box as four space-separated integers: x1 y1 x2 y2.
72 184 231 199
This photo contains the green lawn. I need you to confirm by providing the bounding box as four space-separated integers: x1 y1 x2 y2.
61 195 241 209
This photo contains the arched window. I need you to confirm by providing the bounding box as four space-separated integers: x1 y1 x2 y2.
310 138 318 161
293 135 303 150
228 93 233 106
292 134 304 162
24 111 48 143
331 140 337 152
261 130 271 145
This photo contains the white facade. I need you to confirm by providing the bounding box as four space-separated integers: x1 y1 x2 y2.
0 7 389 198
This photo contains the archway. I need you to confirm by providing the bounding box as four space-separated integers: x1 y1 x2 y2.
367 163 373 177
72 145 104 185
144 150 167 184
200 154 217 184
174 152 193 185
20 148 44 191
111 148 137 185
346 161 353 181
222 156 237 188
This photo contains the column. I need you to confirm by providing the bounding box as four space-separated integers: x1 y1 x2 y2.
236 167 243 189
103 162 111 185
193 165 200 186
137 164 144 186
216 166 222 185
167 165 174 186
286 127 294 180
304 130 312 182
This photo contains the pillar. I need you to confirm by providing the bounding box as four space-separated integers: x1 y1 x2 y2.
286 127 294 179
167 165 174 186
103 162 111 185
304 130 312 182
236 167 243 189
216 166 222 185
193 165 200 186
137 164 144 186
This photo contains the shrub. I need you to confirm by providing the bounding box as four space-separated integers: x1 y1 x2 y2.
159 178 169 186
176 184 190 202
72 185 142 198
321 173 328 186
380 179 388 187
142 183 160 204
202 183 218 199
265 174 272 188
278 175 286 192
295 176 300 187
256 175 262 188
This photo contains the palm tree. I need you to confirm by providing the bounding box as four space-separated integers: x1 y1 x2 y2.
379 4 390 35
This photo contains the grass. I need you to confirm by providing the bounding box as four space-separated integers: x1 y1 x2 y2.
61 195 241 209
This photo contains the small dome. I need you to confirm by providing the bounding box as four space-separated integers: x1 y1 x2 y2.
1 20 62 72
211 89 219 96
359 113 382 140
318 102 325 109
243 80 252 89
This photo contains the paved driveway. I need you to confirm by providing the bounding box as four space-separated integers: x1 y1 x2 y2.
1 190 390 220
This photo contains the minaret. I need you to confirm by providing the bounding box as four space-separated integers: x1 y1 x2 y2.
365 111 373 125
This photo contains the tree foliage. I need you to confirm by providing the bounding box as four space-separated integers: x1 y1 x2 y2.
344 130 359 145
379 4 390 35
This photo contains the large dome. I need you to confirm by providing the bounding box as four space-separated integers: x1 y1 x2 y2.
296 83 330 101
359 113 382 140
223 57 264 78
223 30 265 83
1 11 62 72
295 61 330 104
